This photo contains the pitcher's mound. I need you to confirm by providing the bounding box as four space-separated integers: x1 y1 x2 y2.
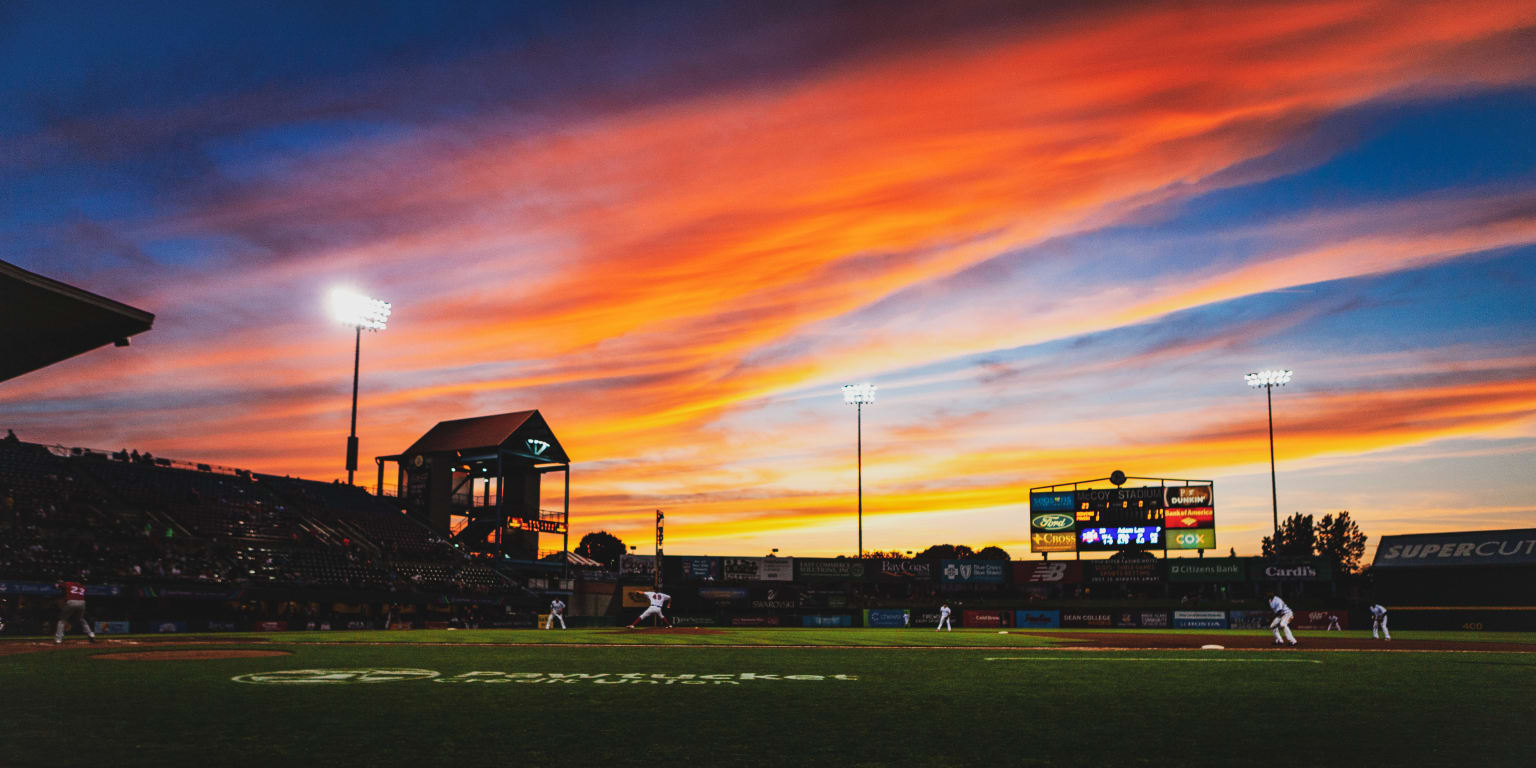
93 649 293 661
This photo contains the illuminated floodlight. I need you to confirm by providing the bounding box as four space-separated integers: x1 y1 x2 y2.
329 289 392 331
1244 369 1292 388
842 383 877 405
1244 368 1293 540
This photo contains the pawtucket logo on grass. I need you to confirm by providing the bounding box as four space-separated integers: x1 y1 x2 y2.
233 669 859 686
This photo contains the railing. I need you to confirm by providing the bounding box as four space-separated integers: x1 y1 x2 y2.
50 444 254 478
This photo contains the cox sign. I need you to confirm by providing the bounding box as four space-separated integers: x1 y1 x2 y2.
1167 530 1215 550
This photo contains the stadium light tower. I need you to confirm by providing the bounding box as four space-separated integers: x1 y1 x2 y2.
842 383 877 558
1245 369 1293 540
330 289 391 485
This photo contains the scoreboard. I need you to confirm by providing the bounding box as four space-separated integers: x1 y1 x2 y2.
1030 482 1214 553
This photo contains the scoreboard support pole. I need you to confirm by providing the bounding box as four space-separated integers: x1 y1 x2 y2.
654 510 663 627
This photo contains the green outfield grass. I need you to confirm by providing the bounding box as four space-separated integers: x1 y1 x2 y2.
5 629 1533 767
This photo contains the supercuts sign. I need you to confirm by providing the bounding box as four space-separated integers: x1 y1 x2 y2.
1372 529 1536 568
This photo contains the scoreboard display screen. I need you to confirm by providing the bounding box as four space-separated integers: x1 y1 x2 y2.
1078 526 1162 550
1032 481 1215 553
1074 487 1166 526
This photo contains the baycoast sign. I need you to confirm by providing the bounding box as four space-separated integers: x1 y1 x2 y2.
234 669 859 686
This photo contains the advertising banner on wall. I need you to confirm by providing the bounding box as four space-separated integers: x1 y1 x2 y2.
962 610 1010 628
1166 529 1216 550
878 560 931 580
696 587 748 605
1163 508 1215 528
1015 609 1061 628
1167 560 1244 582
759 558 794 581
940 560 1007 583
1164 485 1214 508
1061 610 1113 628
620 554 656 577
801 614 853 627
722 557 762 581
1116 610 1170 628
678 556 718 580
749 586 801 610
865 609 909 628
1227 610 1273 629
1293 610 1348 630
94 620 132 634
1030 490 1076 512
1250 560 1332 581
1372 528 1536 568
1087 560 1164 583
1172 610 1228 629
1012 561 1084 584
796 559 864 581
669 615 721 627
730 616 781 627
1031 531 1077 553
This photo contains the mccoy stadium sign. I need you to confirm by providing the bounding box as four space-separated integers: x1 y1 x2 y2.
1372 528 1536 568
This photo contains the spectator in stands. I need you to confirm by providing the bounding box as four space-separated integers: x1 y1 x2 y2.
3 429 18 443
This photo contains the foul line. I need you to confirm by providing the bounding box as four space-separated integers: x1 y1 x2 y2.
986 656 1323 663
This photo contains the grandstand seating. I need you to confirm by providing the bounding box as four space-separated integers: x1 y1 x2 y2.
0 439 518 596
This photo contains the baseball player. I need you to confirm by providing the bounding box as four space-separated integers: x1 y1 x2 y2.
937 604 953 632
1266 593 1297 646
1369 603 1391 640
546 598 567 629
626 590 672 628
1325 613 1341 631
54 577 96 644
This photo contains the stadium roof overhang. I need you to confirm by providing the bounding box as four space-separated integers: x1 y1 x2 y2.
0 259 155 383
383 409 570 467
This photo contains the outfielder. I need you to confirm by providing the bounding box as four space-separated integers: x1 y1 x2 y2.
55 578 96 644
1369 603 1391 640
1266 593 1297 646
937 604 952 631
627 590 672 628
1325 613 1341 631
546 598 567 629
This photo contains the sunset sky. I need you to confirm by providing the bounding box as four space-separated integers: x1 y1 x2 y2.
3 0 1534 559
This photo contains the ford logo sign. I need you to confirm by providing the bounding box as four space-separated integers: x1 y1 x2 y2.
1032 513 1074 531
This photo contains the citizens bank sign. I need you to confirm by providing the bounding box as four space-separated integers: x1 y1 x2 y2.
1372 528 1536 568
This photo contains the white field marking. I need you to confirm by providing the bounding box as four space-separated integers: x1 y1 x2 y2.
985 656 1322 664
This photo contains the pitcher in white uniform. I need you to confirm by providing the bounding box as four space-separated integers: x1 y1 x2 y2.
627 590 673 628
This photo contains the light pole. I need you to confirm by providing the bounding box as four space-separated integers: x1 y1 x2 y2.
842 383 876 558
1245 369 1293 541
329 289 391 485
